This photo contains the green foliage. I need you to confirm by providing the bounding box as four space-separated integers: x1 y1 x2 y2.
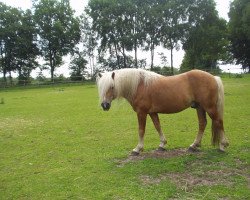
80 15 98 78
0 75 249 199
87 0 232 74
2 0 250 80
151 66 179 76
33 0 81 81
228 0 250 72
86 0 196 71
0 3 39 82
86 0 138 69
181 0 228 72
69 50 88 81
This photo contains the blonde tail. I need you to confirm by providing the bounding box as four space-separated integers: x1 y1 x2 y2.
214 76 224 119
212 76 225 146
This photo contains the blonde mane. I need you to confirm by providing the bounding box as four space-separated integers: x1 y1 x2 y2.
97 68 162 101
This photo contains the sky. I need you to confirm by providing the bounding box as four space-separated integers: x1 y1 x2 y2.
0 0 231 19
0 0 241 77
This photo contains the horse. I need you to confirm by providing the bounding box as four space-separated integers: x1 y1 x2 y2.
97 68 229 155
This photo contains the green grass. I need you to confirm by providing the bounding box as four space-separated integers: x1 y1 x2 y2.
0 75 249 200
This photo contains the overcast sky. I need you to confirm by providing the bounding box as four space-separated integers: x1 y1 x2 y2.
0 0 231 20
1 0 240 76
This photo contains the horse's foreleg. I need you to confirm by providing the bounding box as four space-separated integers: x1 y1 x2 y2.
189 107 207 151
149 113 167 151
132 113 147 155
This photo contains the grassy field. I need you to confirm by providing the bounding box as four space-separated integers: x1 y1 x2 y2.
0 75 249 200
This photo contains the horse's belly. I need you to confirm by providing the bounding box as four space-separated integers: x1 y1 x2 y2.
149 100 190 114
148 90 192 114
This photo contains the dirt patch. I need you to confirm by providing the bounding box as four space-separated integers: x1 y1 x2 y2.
116 148 192 167
116 148 249 190
140 167 248 191
140 161 249 191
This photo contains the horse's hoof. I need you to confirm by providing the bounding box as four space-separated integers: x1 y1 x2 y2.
157 147 166 152
218 148 226 153
223 142 229 148
195 143 201 148
187 146 200 153
130 151 140 156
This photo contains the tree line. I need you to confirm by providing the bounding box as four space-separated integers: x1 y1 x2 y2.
0 0 249 84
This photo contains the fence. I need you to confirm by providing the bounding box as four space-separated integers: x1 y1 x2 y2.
0 76 93 88
0 68 246 89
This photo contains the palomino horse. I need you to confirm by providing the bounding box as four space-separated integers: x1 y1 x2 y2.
97 68 229 155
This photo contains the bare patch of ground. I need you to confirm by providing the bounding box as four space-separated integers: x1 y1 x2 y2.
116 148 249 191
116 148 192 167
140 160 249 192
140 169 234 188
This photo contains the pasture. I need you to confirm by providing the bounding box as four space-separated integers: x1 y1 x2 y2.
0 75 249 199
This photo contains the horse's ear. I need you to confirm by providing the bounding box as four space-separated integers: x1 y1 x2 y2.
111 72 115 80
98 73 102 78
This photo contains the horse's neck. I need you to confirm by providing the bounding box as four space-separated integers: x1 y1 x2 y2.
116 74 139 101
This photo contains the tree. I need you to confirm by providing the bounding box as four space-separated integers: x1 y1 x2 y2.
86 0 120 69
180 0 228 72
87 0 133 69
86 0 202 72
69 50 88 81
87 0 152 69
87 0 229 73
0 3 19 81
33 0 81 81
80 14 97 78
143 0 162 70
160 0 191 74
16 9 40 84
0 3 39 83
228 0 250 72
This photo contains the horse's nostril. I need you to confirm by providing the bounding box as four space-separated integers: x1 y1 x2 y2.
101 102 110 111
106 103 110 109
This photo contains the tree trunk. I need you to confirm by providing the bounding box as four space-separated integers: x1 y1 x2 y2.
122 45 126 68
150 41 154 70
3 68 7 83
133 13 138 68
9 71 13 85
170 47 173 75
134 43 138 68
92 55 95 80
50 67 54 82
18 68 22 85
114 41 120 69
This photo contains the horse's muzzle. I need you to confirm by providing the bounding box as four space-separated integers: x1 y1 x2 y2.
101 102 111 111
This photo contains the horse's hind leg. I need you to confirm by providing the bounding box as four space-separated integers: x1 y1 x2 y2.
212 119 229 152
207 108 229 152
149 113 167 151
189 107 207 151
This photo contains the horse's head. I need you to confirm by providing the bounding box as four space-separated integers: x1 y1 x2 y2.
97 71 116 111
